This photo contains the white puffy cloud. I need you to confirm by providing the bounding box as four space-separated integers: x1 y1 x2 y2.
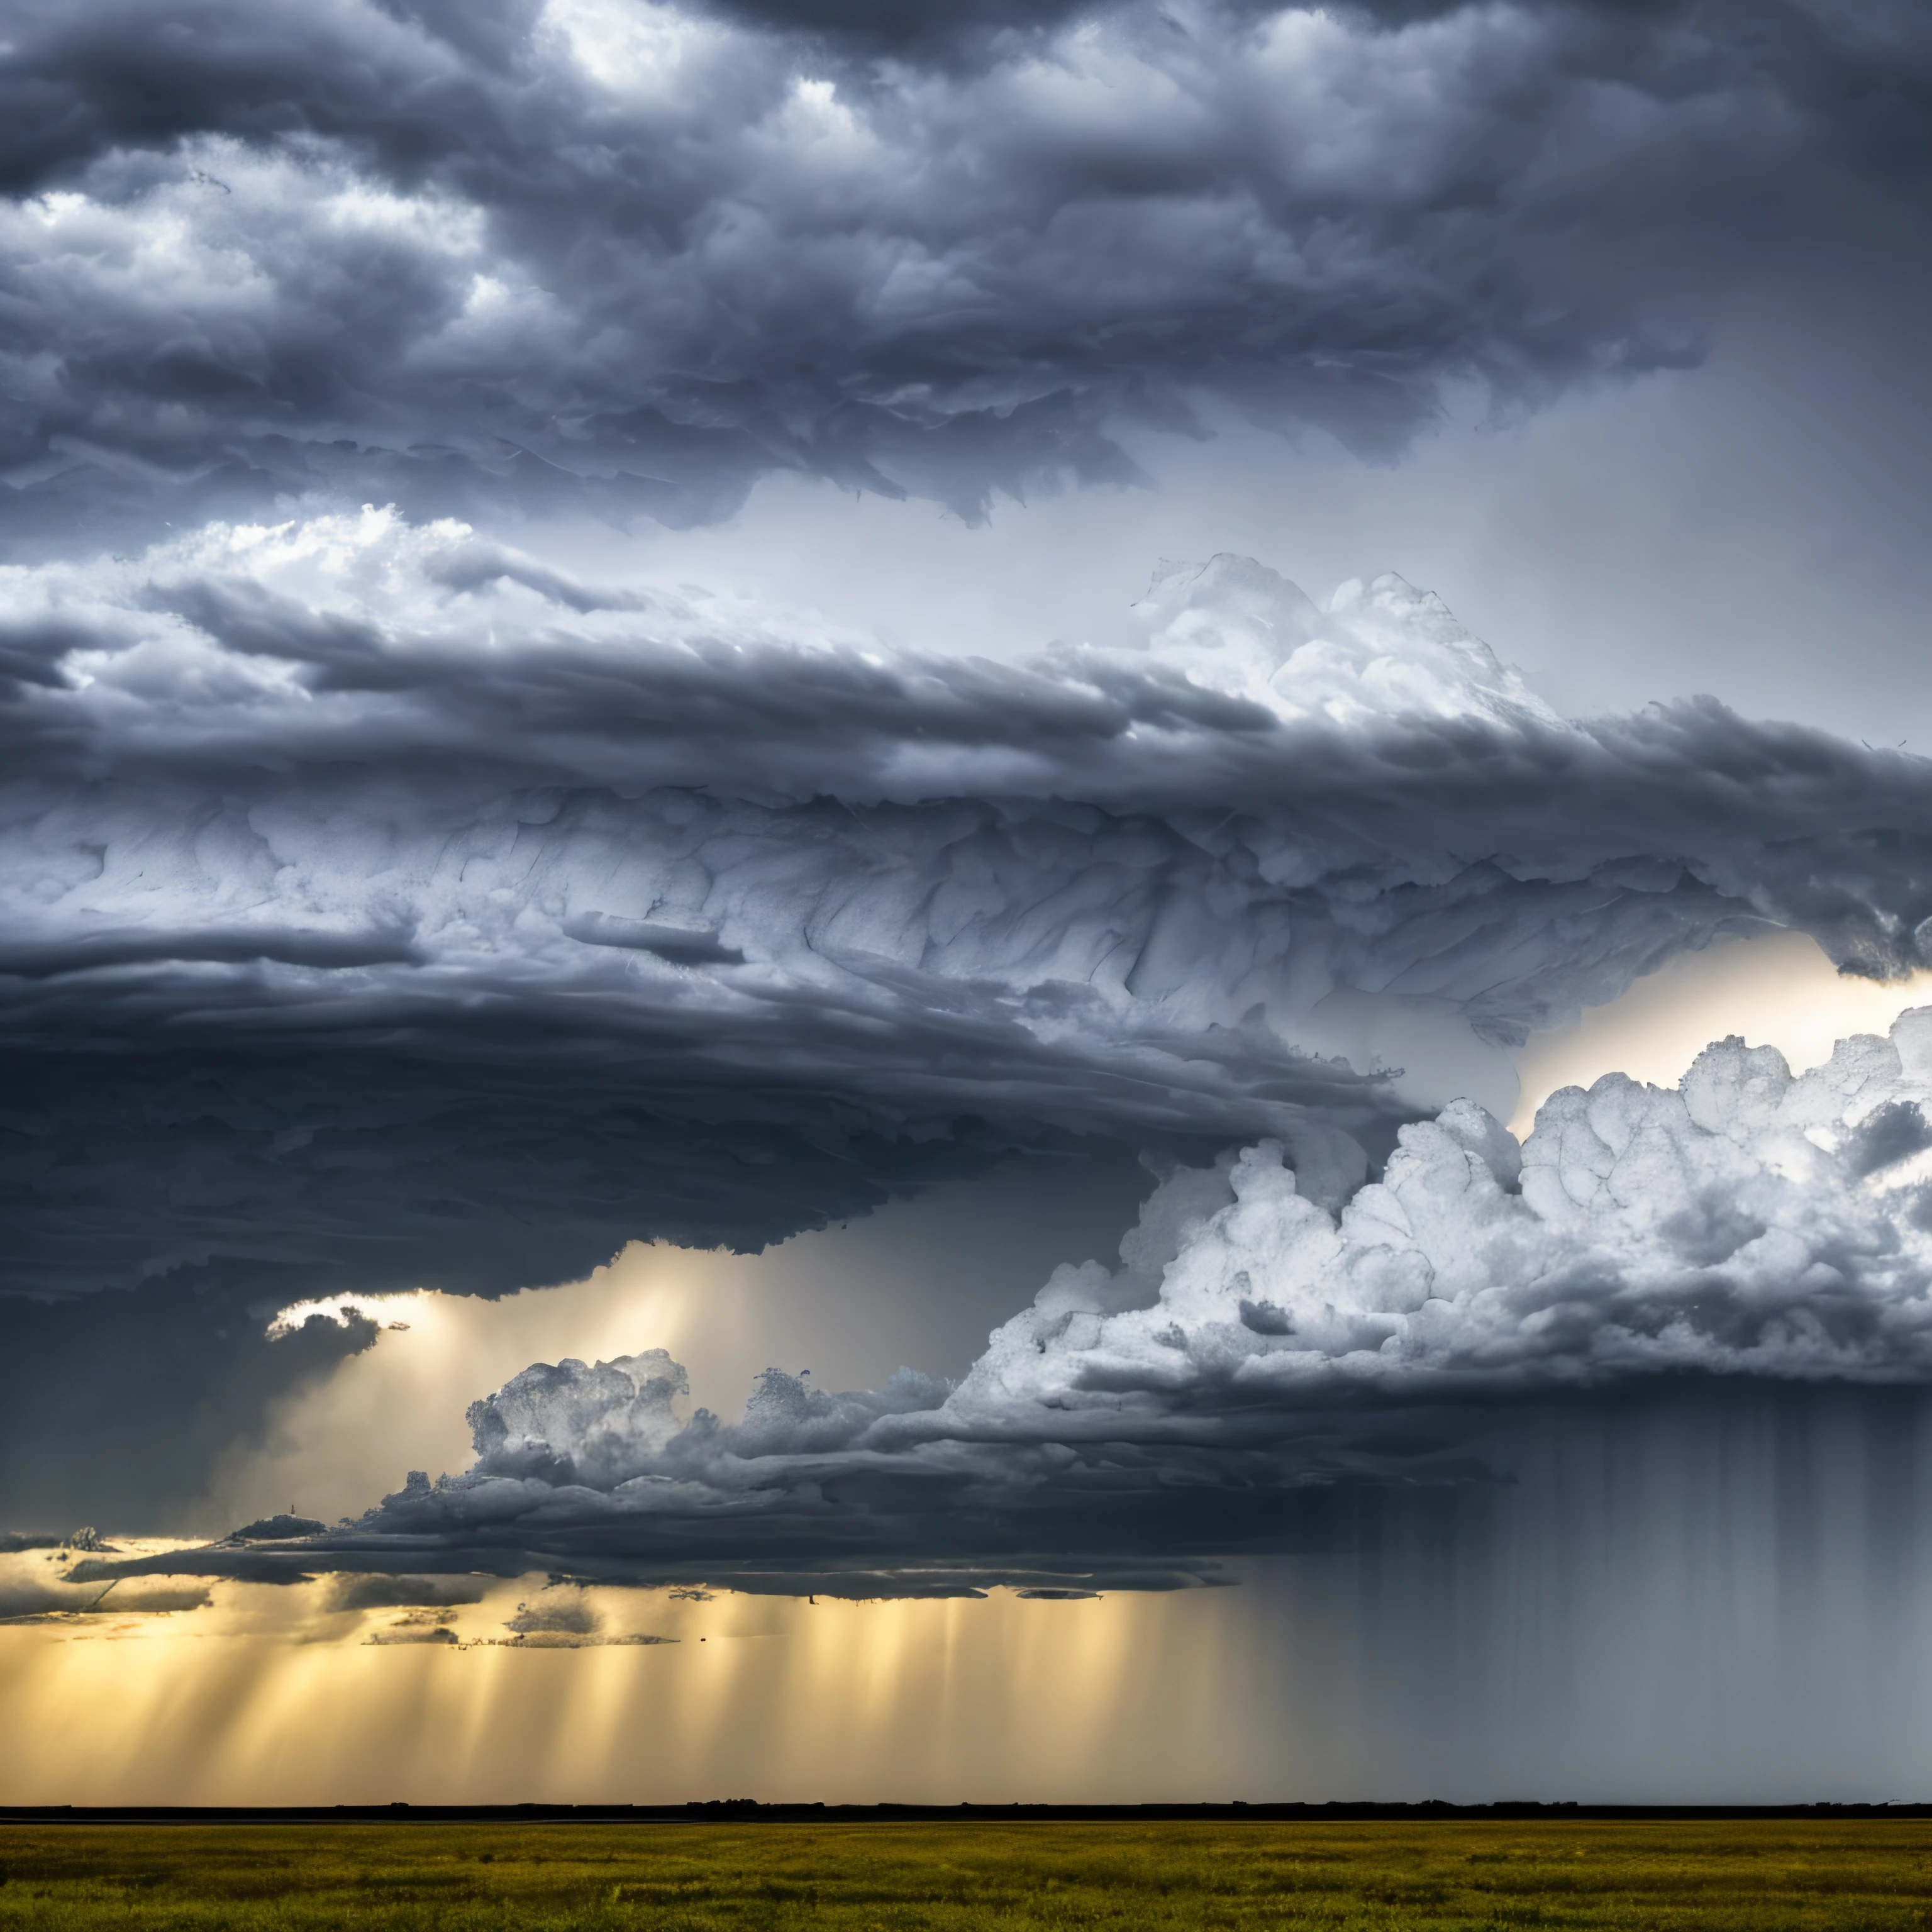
978 1019 1932 1398
468 1348 694 1485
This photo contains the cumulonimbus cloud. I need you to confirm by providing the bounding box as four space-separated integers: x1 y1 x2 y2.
0 0 1924 541
70 1006 1932 1592
7 513 1932 1301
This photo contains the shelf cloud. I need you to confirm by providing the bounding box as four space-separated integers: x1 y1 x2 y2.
9 521 1932 1318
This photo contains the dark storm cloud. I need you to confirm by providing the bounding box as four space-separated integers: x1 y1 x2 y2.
9 535 1932 1308
6 0 1929 1599
77 1004 1932 1592
0 1290 376 1533
322 1572 489 1607
0 0 1925 540
11 533 1932 1313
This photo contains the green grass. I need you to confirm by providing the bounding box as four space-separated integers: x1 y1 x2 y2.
1 1821 1929 1930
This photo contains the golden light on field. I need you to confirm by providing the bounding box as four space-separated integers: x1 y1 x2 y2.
0 1565 1308 1806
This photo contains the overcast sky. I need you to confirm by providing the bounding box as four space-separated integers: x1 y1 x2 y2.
5 0 1932 1801
2 0 1926 733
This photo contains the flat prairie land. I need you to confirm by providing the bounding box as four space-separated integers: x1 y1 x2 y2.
1 1819 1929 1930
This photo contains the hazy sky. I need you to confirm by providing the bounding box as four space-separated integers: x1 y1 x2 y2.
5 0 1932 1802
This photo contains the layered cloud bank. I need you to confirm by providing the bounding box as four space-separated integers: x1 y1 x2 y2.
0 0 1926 544
77 1007 1932 1589
10 519 1932 1298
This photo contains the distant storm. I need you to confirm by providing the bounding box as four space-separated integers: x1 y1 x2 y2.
4 0 1932 1806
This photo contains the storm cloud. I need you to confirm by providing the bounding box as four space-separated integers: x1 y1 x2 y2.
5 0 1932 1569
10 0 1932 1812
0 0 1925 541
0 1291 377 1534
64 1002 1932 1591
9 527 1932 1311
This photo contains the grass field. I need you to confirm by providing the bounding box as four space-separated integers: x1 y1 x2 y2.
1 1820 1929 1930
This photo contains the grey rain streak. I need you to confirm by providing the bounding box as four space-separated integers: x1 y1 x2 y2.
0 0 1926 543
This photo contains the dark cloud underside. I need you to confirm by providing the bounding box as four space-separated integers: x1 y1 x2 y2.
0 0 1924 542
0 1291 374 1534
8 544 1932 1315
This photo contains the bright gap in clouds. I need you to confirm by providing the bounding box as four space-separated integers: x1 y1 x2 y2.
230 1151 1150 1535
1510 931 1932 1136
